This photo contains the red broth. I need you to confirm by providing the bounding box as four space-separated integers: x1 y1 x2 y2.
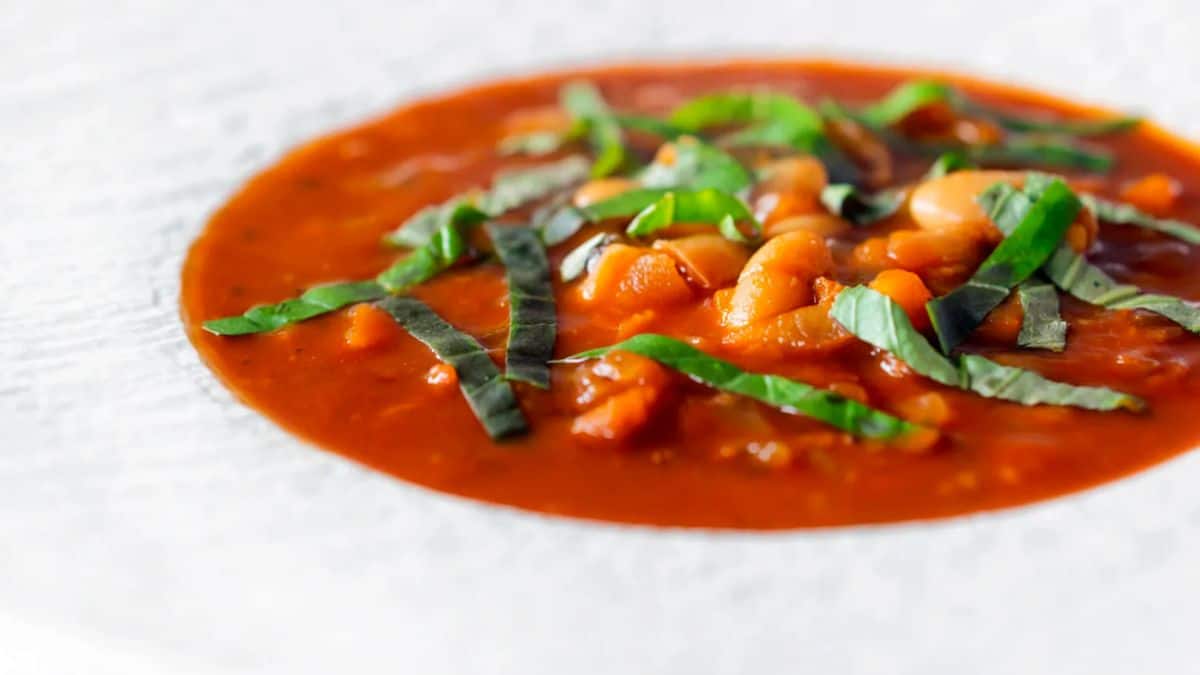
182 60 1200 528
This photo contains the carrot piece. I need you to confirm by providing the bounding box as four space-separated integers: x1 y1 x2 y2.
869 269 933 331
1119 173 1181 216
570 386 661 442
343 303 398 350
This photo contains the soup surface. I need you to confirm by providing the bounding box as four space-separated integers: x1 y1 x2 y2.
182 60 1200 528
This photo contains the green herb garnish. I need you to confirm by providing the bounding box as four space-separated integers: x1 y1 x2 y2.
498 131 569 157
386 156 588 248
562 82 626 177
671 91 860 183
615 114 688 139
559 232 612 282
927 177 1081 352
638 138 753 194
820 184 904 225
488 225 556 388
832 286 1141 411
987 180 1200 334
376 296 527 439
925 151 975 178
1016 278 1067 351
859 80 956 127
625 189 758 242
969 136 1113 173
1081 194 1200 244
376 211 472 293
479 156 591 215
557 333 919 440
1044 246 1200 333
862 79 1138 137
202 281 388 336
539 187 755 245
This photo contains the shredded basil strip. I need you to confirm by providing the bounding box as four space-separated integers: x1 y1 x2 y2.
478 156 591 214
1017 278 1067 351
497 131 567 157
615 114 688 139
987 180 1200 334
376 296 528 439
927 178 1081 353
386 156 588 247
670 91 860 184
1044 246 1200 333
926 151 975 178
960 102 1141 136
863 79 1138 137
202 281 388 336
1081 194 1200 244
820 184 904 225
625 189 757 242
969 137 1113 173
832 286 1141 411
559 232 612 282
537 188 672 247
377 213 472 293
638 138 753 194
561 81 626 177
860 80 957 127
556 334 919 440
488 225 556 388
540 187 754 245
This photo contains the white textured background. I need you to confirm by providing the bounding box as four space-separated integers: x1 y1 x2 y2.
5 1 1200 673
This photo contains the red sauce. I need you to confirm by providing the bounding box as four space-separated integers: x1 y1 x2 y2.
182 60 1200 529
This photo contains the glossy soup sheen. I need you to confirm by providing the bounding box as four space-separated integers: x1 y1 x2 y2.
182 60 1200 529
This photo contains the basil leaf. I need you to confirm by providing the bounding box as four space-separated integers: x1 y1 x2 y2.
860 80 956 127
1017 278 1067 351
538 205 591 247
1044 246 1200 333
961 101 1140 136
1081 194 1200 244
202 281 388 336
559 232 612 282
556 333 919 440
671 92 825 145
638 139 753 194
820 184 904 225
959 354 1141 411
488 225 556 388
386 157 587 248
625 189 758 242
478 156 591 215
926 151 975 179
615 114 688 139
561 81 626 177
831 286 964 388
377 213 472 293
861 79 1138 137
927 178 1081 352
832 286 1141 411
970 137 1113 173
988 180 1200 334
376 296 527 439
581 187 672 220
537 188 671 246
497 131 567 157
539 187 751 246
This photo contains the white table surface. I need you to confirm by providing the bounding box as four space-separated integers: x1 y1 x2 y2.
5 1 1200 673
